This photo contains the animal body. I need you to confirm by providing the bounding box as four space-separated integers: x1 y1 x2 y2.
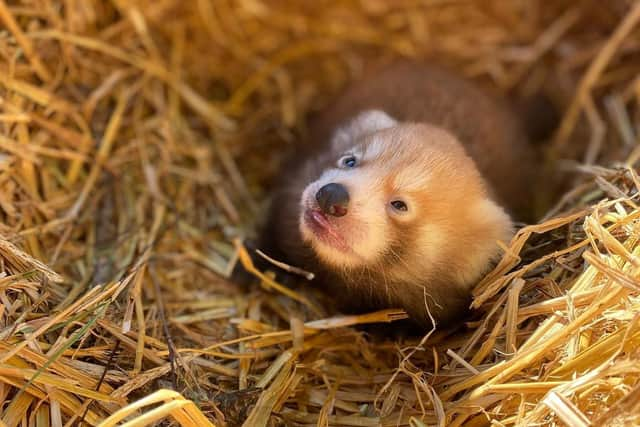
260 61 537 328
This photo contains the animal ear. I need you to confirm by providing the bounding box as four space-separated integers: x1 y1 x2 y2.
331 110 397 151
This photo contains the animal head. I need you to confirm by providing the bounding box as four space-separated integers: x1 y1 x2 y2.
299 110 513 287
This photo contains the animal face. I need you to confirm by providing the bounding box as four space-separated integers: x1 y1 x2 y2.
298 111 513 286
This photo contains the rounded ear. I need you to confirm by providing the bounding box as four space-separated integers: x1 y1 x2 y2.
331 110 397 151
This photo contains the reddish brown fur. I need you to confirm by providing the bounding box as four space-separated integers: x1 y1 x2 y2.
260 61 537 328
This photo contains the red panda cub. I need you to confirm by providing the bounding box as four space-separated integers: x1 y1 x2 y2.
261 61 537 328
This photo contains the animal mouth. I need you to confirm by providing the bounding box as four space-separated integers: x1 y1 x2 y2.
304 209 350 252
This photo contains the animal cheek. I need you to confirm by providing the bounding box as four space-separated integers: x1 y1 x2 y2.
413 223 447 261
348 191 384 223
347 211 390 259
351 226 390 263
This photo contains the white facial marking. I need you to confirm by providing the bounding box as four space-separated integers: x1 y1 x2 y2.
456 199 513 286
299 163 390 268
332 110 397 152
361 137 388 162
387 222 446 283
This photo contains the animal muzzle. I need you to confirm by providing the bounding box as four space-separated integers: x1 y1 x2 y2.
315 183 349 217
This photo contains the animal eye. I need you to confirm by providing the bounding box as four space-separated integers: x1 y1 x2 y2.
341 155 357 168
390 200 408 212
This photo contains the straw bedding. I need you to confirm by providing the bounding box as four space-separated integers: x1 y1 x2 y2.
0 0 639 426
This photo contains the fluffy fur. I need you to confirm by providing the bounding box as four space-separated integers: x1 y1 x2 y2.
261 61 537 328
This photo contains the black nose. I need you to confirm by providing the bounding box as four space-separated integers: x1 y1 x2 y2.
315 183 349 217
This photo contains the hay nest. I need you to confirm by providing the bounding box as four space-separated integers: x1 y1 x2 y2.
0 0 640 426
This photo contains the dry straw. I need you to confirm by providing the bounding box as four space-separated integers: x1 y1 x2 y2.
0 0 639 426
